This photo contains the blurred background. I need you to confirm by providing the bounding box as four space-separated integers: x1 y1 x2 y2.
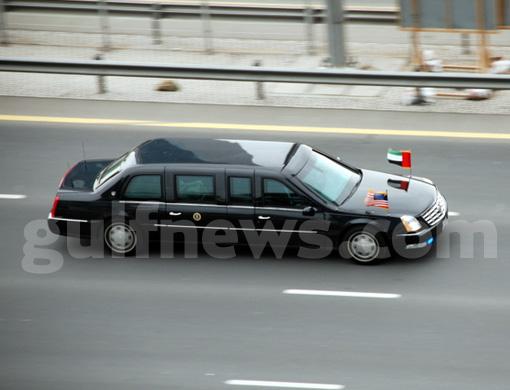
1 2 510 390
1 0 510 111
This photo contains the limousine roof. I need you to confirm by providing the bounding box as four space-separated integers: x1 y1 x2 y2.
134 138 298 168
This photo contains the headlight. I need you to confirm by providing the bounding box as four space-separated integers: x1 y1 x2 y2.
401 215 422 233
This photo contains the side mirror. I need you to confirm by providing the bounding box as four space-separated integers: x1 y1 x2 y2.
303 206 317 216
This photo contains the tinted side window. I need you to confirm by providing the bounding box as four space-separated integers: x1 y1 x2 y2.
176 175 215 203
124 175 162 200
263 179 308 209
229 177 253 205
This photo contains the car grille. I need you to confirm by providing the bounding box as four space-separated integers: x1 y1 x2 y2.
421 193 447 227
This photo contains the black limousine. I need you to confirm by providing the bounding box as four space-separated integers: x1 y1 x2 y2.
48 138 447 264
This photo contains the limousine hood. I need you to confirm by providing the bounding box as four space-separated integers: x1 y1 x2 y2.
340 169 437 217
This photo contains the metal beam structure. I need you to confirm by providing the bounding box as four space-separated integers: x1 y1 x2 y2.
0 0 8 45
1 57 510 90
2 0 398 24
326 0 346 67
98 0 111 52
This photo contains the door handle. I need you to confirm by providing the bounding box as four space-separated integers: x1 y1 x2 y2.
258 215 271 220
169 211 182 216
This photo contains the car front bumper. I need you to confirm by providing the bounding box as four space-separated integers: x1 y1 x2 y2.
399 214 447 250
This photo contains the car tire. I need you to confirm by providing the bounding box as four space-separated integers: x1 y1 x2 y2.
104 220 139 257
339 226 388 265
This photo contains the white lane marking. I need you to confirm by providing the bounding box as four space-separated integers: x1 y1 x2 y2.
448 211 460 217
0 194 26 199
225 380 344 389
283 289 401 299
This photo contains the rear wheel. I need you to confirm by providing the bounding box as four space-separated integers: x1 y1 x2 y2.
340 226 388 265
104 221 138 256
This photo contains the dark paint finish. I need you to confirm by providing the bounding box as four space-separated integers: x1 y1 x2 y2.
136 138 294 168
47 138 447 252
341 169 437 217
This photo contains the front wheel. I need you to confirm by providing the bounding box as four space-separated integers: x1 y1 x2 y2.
340 226 388 265
104 221 138 256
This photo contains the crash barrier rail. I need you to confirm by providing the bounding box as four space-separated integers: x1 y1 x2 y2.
0 0 397 51
2 0 398 24
1 57 510 97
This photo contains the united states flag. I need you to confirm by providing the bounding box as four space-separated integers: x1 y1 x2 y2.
365 190 389 209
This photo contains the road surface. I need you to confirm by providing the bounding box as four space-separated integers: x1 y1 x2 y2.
0 97 509 390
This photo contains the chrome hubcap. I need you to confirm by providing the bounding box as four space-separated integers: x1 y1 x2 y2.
348 232 379 262
106 223 136 253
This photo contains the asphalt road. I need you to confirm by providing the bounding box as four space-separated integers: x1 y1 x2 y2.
0 97 509 390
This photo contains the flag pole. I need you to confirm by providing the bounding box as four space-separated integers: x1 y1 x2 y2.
409 151 413 181
407 167 412 191
407 150 413 191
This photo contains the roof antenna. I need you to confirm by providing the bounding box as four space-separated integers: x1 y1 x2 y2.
82 141 88 172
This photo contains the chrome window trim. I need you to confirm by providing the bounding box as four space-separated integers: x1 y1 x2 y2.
168 202 226 208
257 206 304 212
119 201 225 207
230 227 317 234
156 224 316 234
119 200 164 205
119 201 304 213
155 224 227 230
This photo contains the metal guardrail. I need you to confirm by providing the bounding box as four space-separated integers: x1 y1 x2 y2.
3 0 398 24
1 57 509 90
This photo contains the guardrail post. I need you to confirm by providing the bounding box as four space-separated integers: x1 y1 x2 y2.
98 0 111 52
94 54 107 94
304 0 315 55
461 33 471 55
326 0 346 67
201 1 213 54
152 3 162 45
0 0 8 45
253 60 264 100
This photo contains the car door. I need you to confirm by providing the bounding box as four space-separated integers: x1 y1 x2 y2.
225 168 256 244
118 171 165 241
254 172 324 247
161 167 228 243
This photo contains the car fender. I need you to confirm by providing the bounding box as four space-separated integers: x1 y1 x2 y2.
338 217 393 240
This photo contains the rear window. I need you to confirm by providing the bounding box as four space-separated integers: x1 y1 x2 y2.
176 175 216 203
94 151 136 190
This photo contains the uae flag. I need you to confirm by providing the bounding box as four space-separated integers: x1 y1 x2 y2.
387 178 410 191
387 149 412 169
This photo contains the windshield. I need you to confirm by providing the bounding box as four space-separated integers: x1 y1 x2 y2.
296 151 360 205
93 151 136 191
